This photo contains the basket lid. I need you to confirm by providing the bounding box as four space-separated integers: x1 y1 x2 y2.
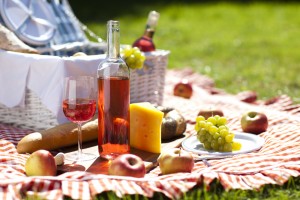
0 0 57 45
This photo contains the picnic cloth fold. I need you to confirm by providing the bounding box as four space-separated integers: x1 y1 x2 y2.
0 68 300 199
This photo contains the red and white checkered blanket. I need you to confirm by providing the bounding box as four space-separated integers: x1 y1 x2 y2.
0 69 299 199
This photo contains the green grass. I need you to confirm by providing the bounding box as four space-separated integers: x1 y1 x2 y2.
91 177 300 200
71 0 300 103
68 1 300 199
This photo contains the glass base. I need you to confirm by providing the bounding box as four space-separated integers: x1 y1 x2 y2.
65 152 96 162
100 153 122 160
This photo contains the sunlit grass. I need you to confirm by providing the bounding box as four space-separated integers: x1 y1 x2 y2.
75 1 300 103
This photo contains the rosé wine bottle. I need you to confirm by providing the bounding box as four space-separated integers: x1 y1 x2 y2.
97 20 130 160
132 11 160 52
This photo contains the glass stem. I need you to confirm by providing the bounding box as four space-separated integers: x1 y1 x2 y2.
77 123 83 158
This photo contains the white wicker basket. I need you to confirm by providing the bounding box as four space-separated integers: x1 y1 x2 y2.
0 50 169 130
0 88 58 130
130 50 169 105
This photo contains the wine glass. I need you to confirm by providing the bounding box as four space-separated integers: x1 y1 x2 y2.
62 76 97 162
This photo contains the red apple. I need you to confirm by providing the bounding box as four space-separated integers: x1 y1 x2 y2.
173 79 193 99
237 91 257 103
108 154 146 178
157 148 194 175
198 108 224 119
241 111 268 134
25 150 57 176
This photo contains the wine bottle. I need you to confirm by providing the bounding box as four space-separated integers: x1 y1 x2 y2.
97 20 130 160
132 11 160 52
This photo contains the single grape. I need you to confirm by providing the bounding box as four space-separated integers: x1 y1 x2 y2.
232 141 242 151
218 125 228 132
207 135 212 142
207 116 217 125
125 55 135 66
217 116 227 126
140 54 146 62
214 115 221 122
204 141 212 150
200 128 209 135
218 145 224 152
198 121 206 128
209 125 218 135
194 123 200 132
211 140 219 151
205 122 213 131
220 129 229 138
223 143 232 152
121 47 133 57
196 116 205 123
213 132 220 140
199 135 206 143
132 47 140 52
217 137 225 145
225 133 234 143
135 59 144 69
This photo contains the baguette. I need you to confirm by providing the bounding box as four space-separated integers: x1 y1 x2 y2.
17 119 98 154
0 24 38 54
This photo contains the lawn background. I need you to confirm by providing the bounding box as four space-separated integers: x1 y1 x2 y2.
68 0 300 199
70 0 300 104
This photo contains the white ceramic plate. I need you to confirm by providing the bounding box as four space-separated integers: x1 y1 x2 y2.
181 132 265 156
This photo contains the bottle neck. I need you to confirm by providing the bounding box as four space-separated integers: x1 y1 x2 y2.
143 28 155 39
143 11 159 39
107 20 120 59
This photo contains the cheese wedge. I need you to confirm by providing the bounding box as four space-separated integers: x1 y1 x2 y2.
130 102 164 153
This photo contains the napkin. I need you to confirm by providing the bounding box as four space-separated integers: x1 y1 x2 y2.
0 50 31 107
0 50 105 124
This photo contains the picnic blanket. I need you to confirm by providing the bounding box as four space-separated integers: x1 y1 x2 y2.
0 68 300 199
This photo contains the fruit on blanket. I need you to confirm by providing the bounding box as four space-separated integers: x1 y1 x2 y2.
173 79 193 99
108 154 146 178
197 108 224 119
241 111 268 134
25 150 57 176
195 115 242 152
237 91 257 103
157 148 194 174
156 106 186 140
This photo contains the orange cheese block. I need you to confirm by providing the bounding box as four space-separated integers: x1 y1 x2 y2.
130 102 164 153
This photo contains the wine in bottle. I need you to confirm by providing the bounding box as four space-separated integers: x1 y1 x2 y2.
97 20 130 160
132 11 160 52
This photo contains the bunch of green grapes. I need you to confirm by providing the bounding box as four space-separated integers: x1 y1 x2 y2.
194 115 242 152
121 46 146 69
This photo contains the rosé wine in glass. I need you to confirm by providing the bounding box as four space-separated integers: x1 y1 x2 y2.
62 76 96 162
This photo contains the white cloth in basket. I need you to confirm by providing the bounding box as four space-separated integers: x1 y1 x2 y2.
0 50 105 124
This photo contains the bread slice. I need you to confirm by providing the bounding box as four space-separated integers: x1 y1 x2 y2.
17 119 98 154
0 24 38 54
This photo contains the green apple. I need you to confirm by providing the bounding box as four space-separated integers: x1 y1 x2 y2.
157 148 194 175
241 111 268 134
25 150 57 176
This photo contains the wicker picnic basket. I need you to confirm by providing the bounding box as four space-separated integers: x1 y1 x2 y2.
0 51 169 131
0 0 169 130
